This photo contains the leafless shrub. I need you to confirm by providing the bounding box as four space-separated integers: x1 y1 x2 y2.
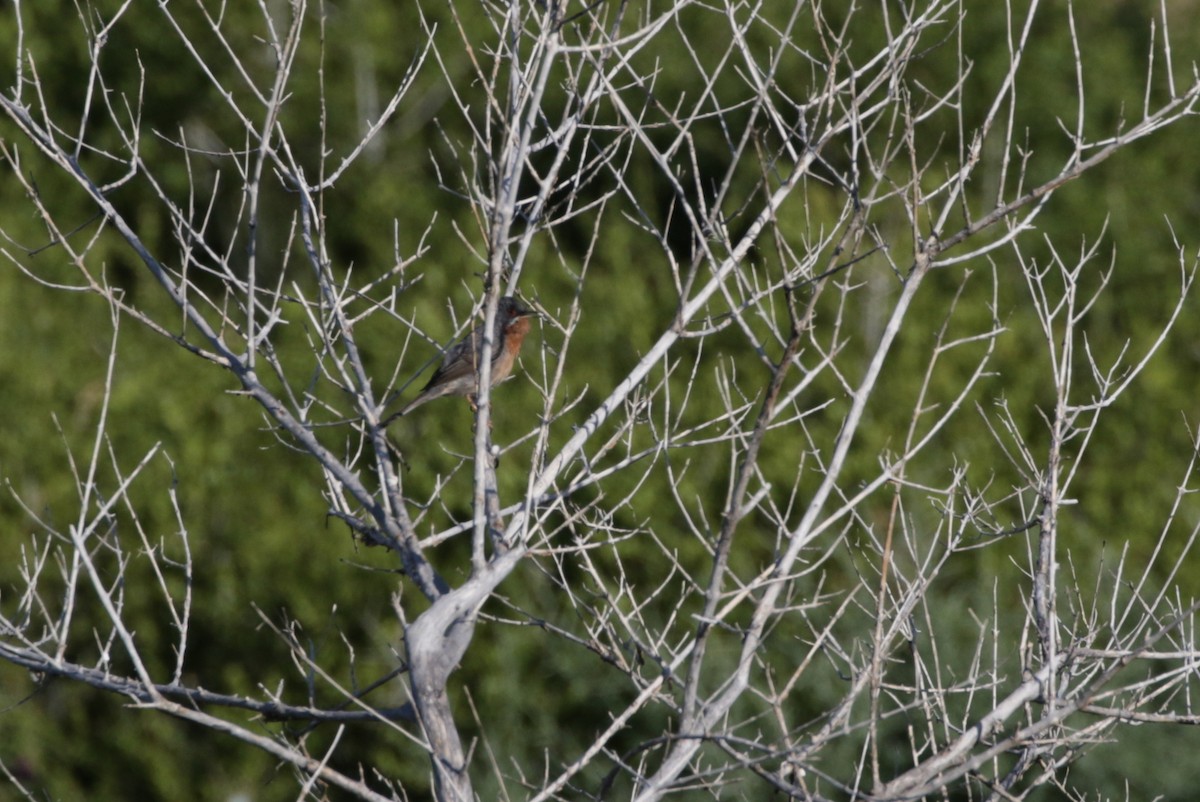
2 1 1199 800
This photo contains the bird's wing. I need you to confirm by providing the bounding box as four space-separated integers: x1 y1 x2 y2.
422 326 481 389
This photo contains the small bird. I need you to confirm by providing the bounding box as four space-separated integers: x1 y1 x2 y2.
384 296 536 420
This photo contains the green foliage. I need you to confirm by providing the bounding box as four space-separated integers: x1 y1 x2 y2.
1 1 1199 800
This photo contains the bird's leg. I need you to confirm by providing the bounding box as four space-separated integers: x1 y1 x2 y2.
466 393 496 431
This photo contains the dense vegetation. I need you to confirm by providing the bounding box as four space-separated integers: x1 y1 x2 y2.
1 2 1199 800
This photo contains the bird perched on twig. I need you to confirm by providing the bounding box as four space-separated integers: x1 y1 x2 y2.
383 296 536 422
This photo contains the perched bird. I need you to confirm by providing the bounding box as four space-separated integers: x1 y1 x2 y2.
384 296 536 421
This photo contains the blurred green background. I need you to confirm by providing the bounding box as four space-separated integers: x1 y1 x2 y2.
2 1 1199 800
